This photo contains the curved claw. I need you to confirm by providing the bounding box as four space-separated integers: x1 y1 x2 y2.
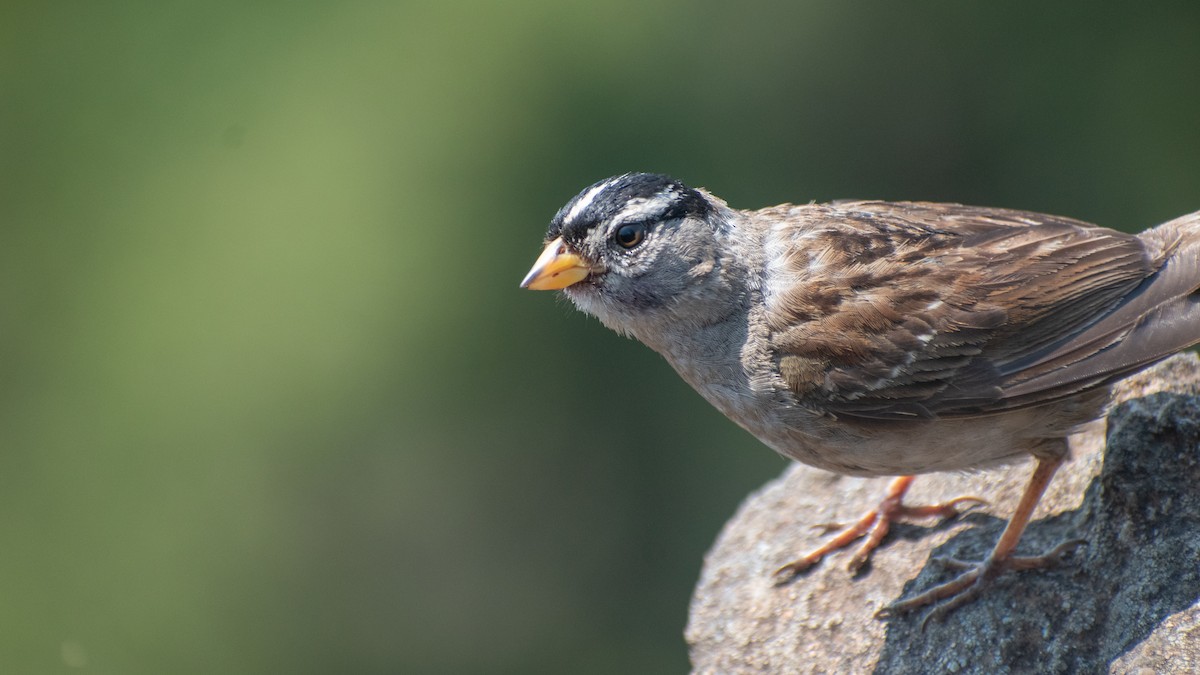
773 560 816 585
945 495 990 513
847 548 874 575
902 495 990 519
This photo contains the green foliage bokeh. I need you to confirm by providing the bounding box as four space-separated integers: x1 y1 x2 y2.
2 2 1199 673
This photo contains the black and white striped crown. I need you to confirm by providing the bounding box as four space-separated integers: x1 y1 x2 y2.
547 173 711 243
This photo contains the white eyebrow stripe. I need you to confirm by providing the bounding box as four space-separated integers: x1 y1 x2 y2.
611 188 678 224
563 177 621 225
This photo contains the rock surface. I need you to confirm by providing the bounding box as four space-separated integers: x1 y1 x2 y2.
687 353 1200 674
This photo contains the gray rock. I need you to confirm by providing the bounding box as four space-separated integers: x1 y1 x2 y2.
687 353 1200 674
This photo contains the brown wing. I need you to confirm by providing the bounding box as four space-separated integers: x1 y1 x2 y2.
761 201 1189 420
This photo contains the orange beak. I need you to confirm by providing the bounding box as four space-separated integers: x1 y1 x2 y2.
519 237 593 290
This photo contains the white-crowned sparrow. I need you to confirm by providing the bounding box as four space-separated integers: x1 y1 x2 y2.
521 172 1200 620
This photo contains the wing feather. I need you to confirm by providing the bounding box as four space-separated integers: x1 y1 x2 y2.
762 202 1200 420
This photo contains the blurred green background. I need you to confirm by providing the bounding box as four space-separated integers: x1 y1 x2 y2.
2 2 1199 673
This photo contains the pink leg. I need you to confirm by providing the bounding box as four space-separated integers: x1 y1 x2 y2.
774 475 987 583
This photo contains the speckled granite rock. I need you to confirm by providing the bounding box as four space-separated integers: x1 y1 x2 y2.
687 353 1200 675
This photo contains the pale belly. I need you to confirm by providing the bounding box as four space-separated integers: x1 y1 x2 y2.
688 373 1106 477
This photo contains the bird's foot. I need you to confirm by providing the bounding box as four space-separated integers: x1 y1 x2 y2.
772 476 986 583
876 538 1086 627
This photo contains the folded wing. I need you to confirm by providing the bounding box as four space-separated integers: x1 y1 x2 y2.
763 203 1200 419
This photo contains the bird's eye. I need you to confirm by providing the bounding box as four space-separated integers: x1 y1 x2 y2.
614 222 647 249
